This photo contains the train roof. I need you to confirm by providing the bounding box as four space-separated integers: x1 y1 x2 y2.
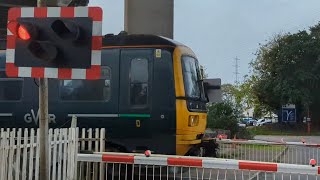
102 33 183 48
0 34 183 50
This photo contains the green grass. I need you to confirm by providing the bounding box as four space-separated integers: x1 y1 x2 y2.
246 144 285 151
218 144 286 159
248 125 320 136
218 152 241 159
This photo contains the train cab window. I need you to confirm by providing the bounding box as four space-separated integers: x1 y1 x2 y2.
59 66 111 101
182 56 201 99
130 58 148 106
0 71 23 101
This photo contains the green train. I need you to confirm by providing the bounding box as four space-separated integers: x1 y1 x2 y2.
0 33 220 156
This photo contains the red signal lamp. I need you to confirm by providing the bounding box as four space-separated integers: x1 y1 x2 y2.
18 25 31 40
15 23 38 41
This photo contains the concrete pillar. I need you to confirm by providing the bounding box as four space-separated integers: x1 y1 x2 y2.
124 0 173 39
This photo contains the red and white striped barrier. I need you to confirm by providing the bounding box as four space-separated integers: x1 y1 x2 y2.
77 153 320 176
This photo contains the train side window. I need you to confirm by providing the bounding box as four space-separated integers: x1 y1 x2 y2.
59 66 111 101
0 71 23 101
130 58 148 106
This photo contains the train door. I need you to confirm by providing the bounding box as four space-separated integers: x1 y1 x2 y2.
119 49 153 138
149 48 176 154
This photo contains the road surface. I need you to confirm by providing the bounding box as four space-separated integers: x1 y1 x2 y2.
254 135 320 144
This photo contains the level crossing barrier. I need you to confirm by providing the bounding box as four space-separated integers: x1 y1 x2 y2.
77 152 320 180
217 138 320 165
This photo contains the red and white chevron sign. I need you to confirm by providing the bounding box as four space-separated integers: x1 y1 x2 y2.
6 7 103 79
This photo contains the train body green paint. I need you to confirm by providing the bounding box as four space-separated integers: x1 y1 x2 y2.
0 34 216 156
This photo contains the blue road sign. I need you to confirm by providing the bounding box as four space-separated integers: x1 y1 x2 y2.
282 108 296 122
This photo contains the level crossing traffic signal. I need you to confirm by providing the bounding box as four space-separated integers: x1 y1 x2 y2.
6 7 102 79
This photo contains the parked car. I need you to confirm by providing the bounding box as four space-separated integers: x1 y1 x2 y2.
246 119 257 126
255 118 272 126
241 118 257 126
241 118 251 124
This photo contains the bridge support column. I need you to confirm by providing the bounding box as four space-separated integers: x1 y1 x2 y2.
124 0 173 39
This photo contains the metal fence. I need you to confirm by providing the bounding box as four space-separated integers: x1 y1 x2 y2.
217 139 320 165
2 126 319 180
78 128 106 180
77 152 320 180
79 163 320 180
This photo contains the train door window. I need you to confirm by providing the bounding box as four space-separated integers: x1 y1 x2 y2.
0 71 23 101
59 66 111 101
130 58 148 106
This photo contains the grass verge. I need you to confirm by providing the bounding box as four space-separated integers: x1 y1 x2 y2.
218 144 286 159
247 124 320 136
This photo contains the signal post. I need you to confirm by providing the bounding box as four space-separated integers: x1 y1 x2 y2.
37 0 49 179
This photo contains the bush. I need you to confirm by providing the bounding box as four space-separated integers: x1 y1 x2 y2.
235 127 254 139
207 102 239 136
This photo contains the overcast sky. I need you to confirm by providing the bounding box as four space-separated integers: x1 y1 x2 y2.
89 0 320 84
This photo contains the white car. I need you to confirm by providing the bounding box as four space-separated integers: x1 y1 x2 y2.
256 119 272 126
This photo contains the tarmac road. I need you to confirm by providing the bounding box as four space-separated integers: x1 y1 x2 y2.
254 135 320 144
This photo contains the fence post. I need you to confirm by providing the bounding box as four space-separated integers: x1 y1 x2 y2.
48 129 53 178
79 128 86 179
0 128 8 179
99 128 106 180
57 128 63 180
87 128 92 180
15 129 22 180
73 128 79 180
62 129 68 180
67 128 71 179
93 128 99 179
8 129 16 180
22 129 28 179
52 129 58 180
35 129 40 180
28 129 35 180
71 116 77 128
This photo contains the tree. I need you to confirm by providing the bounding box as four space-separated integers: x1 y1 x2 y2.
251 23 320 128
221 84 243 116
207 102 239 136
221 79 264 119
240 75 269 118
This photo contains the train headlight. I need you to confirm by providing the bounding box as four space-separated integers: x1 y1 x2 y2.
188 115 199 127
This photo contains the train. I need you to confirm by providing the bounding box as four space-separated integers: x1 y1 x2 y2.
0 33 219 157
